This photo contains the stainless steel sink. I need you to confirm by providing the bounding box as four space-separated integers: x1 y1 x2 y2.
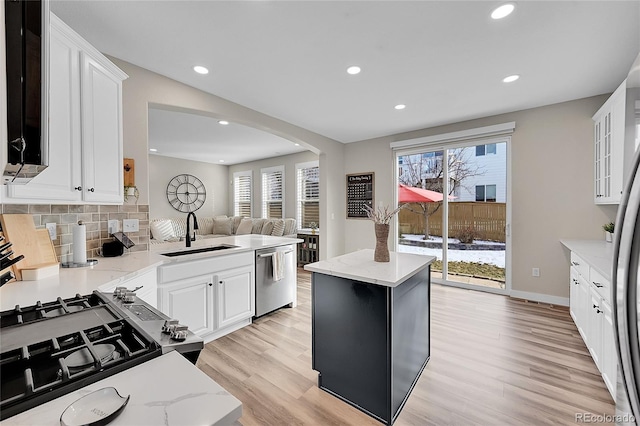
161 244 239 257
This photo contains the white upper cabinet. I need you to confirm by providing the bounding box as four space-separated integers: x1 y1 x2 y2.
5 14 127 204
80 51 125 203
593 80 626 204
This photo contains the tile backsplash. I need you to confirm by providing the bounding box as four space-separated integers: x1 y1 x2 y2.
0 204 149 263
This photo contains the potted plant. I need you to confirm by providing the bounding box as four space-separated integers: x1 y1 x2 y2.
309 222 318 235
603 222 615 242
124 185 139 203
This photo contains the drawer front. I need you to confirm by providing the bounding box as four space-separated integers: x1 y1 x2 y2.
570 252 590 281
590 267 611 302
158 251 254 284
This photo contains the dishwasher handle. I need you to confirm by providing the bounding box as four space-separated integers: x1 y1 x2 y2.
257 250 293 258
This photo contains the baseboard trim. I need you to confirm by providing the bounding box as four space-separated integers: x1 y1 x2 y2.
509 290 569 307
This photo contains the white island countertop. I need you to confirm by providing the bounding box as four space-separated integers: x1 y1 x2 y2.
304 249 435 287
1 351 242 426
560 239 614 281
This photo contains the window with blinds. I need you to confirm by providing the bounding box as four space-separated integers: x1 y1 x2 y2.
261 166 284 219
233 171 252 217
296 162 319 228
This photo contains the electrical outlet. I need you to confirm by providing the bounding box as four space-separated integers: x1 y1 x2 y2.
123 219 139 232
108 220 119 235
45 223 57 240
532 267 540 277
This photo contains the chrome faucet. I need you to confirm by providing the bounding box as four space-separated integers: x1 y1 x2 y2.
185 212 199 247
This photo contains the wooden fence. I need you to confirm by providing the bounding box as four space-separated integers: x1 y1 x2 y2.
398 202 506 242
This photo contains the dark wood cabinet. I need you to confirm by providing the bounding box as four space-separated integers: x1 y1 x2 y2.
297 233 319 265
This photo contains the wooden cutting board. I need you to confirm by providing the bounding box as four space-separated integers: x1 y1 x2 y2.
0 214 57 280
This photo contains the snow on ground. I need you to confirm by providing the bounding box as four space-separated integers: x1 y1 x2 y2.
398 235 505 268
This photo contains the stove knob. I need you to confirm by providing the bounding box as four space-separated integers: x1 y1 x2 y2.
123 292 136 303
170 324 189 341
114 287 128 298
162 319 179 334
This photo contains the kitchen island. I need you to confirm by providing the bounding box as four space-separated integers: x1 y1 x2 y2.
304 249 434 425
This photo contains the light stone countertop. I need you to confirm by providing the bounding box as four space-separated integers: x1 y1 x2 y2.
1 351 242 426
0 235 301 311
150 234 302 260
560 239 614 281
0 251 165 311
304 249 435 287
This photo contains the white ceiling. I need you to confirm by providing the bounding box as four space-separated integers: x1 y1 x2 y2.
147 106 307 164
50 1 640 163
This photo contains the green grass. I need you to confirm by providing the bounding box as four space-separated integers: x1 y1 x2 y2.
431 260 505 282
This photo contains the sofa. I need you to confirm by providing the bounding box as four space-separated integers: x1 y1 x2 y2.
149 215 297 244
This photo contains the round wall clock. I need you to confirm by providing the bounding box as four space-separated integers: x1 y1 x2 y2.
166 174 207 212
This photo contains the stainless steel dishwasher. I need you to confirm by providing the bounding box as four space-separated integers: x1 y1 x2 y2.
255 244 296 317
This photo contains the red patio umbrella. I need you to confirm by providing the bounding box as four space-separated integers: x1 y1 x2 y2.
398 184 449 203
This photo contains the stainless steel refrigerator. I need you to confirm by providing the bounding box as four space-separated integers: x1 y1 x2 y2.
613 52 640 425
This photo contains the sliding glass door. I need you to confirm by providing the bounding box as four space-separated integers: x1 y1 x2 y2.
396 139 509 294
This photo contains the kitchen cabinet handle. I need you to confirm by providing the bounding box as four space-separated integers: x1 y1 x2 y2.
596 309 603 314
88 187 95 192
592 282 603 288
572 279 579 285
74 186 82 191
219 280 224 285
208 283 212 287
593 304 600 309
571 261 579 266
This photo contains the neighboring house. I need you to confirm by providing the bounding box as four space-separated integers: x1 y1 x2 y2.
454 142 507 203
398 142 507 203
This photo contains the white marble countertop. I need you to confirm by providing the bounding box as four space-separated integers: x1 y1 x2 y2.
1 351 242 426
150 234 302 260
560 239 614 281
0 251 165 311
0 235 301 311
304 249 435 287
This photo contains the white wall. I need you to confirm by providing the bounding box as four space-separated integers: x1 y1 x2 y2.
148 154 228 219
228 151 318 220
109 57 346 260
344 95 617 300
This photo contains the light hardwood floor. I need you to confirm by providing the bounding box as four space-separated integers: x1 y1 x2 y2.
197 269 615 425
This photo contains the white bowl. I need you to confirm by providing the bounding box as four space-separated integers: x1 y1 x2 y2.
60 387 130 426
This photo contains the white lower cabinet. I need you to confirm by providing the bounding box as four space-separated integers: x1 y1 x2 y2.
157 252 255 342
160 274 215 336
568 251 617 400
217 265 255 329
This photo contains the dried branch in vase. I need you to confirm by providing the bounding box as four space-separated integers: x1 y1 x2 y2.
362 204 406 225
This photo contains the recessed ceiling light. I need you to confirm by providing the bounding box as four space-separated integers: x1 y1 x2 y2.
394 104 406 110
193 65 209 75
491 3 515 20
294 143 300 146
218 120 229 125
347 66 361 75
149 148 158 152
502 74 520 83
219 160 225 163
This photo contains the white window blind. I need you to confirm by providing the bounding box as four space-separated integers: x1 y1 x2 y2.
261 166 284 219
233 171 252 217
296 161 319 228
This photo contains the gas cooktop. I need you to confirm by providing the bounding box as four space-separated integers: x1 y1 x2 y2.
0 292 162 420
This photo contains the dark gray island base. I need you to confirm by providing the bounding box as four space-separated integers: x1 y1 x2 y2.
306 249 433 425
